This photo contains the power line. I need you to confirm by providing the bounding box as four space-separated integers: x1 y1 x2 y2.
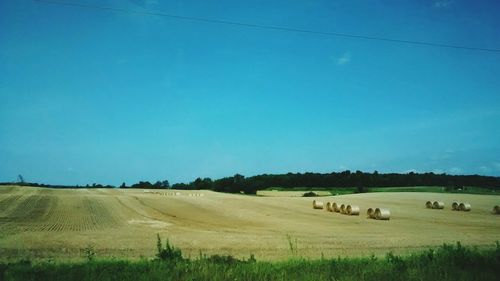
33 0 500 53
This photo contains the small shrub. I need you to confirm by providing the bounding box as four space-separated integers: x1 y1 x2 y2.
82 244 96 262
302 191 318 197
156 234 183 262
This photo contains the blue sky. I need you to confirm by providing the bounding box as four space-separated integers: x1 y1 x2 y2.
1 0 500 185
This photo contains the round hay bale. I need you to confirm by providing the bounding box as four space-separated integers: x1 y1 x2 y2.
326 202 333 212
367 208 375 219
433 201 444 209
375 208 390 220
346 205 360 216
451 201 459 211
313 200 324 209
426 201 433 209
493 205 500 214
340 204 346 214
332 202 340 213
459 203 471 212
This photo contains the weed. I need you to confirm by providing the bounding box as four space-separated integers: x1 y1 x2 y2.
3 241 499 281
286 234 298 255
155 234 183 262
82 244 95 262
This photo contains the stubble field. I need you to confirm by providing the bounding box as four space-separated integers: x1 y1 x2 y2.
0 185 499 261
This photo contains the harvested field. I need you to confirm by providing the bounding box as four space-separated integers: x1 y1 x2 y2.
257 190 331 197
0 186 499 261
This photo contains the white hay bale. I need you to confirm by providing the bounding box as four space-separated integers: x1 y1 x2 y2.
313 200 324 209
326 202 333 212
367 208 375 219
332 202 340 213
340 204 346 214
451 201 459 211
425 201 433 209
375 208 390 220
346 205 360 216
493 205 500 214
459 203 471 212
432 201 444 209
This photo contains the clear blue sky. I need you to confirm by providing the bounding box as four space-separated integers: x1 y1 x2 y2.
1 0 500 185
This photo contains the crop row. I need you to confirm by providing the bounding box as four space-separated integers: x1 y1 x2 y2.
0 193 122 234
30 197 121 232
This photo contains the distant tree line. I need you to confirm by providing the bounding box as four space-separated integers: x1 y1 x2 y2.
0 182 117 189
120 180 170 189
169 171 500 194
0 180 170 190
1 171 499 194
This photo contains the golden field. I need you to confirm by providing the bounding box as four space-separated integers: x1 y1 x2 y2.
0 185 499 261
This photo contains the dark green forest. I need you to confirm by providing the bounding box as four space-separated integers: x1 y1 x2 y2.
2 170 500 194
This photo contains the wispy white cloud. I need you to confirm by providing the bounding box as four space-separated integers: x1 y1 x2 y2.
434 0 453 8
337 52 351 65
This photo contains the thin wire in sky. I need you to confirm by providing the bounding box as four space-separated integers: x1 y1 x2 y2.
33 0 500 53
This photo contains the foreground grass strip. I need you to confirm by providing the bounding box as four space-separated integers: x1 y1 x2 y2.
2 243 500 281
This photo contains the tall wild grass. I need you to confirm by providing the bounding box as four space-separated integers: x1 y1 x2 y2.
1 241 499 281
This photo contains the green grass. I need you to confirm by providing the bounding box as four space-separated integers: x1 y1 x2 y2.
265 186 356 195
368 186 498 195
328 187 357 195
2 242 499 281
369 186 445 193
264 186 498 196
